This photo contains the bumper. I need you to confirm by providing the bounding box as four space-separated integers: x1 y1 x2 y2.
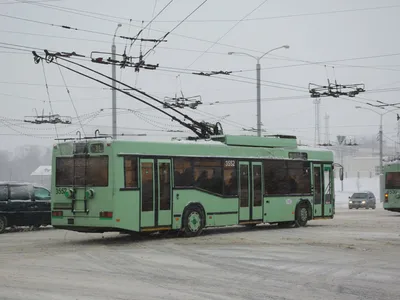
349 203 367 209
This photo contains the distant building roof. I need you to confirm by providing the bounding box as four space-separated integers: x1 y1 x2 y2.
31 165 51 176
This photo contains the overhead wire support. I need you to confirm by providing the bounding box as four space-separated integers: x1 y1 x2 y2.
192 70 232 76
32 50 223 139
308 82 366 98
120 35 167 44
366 100 400 109
90 51 159 72
163 95 203 110
24 112 72 125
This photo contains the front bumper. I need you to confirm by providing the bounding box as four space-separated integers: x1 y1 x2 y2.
349 202 367 209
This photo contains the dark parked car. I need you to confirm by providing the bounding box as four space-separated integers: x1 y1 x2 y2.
0 182 51 234
348 191 376 209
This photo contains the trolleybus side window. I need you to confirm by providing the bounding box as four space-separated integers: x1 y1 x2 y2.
264 160 311 195
174 158 193 187
288 161 311 195
193 158 223 195
124 156 138 188
223 160 237 196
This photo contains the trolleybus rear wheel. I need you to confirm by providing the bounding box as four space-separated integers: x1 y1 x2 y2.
182 206 205 237
0 216 7 234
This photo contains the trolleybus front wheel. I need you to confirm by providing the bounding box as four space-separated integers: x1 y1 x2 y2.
182 205 205 237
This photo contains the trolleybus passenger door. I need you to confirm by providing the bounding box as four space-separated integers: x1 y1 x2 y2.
312 164 324 217
323 164 333 217
251 162 263 221
238 162 250 221
157 159 172 226
140 159 155 228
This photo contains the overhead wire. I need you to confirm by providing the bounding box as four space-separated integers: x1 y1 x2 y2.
20 1 400 23
57 65 86 135
40 61 60 139
142 0 209 59
5 2 400 61
186 0 269 68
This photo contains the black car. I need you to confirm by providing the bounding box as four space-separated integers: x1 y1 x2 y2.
0 182 51 234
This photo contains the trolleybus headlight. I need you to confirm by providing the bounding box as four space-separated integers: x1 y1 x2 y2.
385 192 389 202
362 200 366 204
349 200 352 203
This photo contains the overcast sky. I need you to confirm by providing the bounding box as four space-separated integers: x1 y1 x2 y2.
1 0 400 151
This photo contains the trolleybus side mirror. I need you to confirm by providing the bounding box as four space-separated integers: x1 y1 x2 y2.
339 168 344 181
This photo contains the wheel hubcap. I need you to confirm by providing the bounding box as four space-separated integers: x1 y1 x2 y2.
188 212 201 232
300 208 307 221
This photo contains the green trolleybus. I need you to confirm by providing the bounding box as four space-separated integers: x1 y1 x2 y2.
382 160 400 213
51 134 336 237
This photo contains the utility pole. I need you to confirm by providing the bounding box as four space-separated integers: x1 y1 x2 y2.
256 61 261 137
379 114 383 175
112 23 122 140
397 114 400 155
324 113 330 145
228 45 290 137
337 135 346 191
313 98 321 146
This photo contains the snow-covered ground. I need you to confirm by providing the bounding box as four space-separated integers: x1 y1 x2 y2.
335 176 381 208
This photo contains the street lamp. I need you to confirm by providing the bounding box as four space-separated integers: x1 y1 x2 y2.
112 23 122 140
355 105 397 175
228 45 290 137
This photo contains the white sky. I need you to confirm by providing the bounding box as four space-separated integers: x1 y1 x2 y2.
1 0 400 150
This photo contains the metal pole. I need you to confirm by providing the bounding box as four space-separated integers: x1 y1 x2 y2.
341 146 344 191
111 24 121 140
111 43 117 139
256 61 261 137
379 114 383 174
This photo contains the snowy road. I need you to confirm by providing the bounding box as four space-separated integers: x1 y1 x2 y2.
0 207 399 300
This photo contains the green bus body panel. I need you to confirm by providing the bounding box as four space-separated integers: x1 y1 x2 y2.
382 162 400 211
172 190 238 228
264 197 311 223
50 136 335 233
